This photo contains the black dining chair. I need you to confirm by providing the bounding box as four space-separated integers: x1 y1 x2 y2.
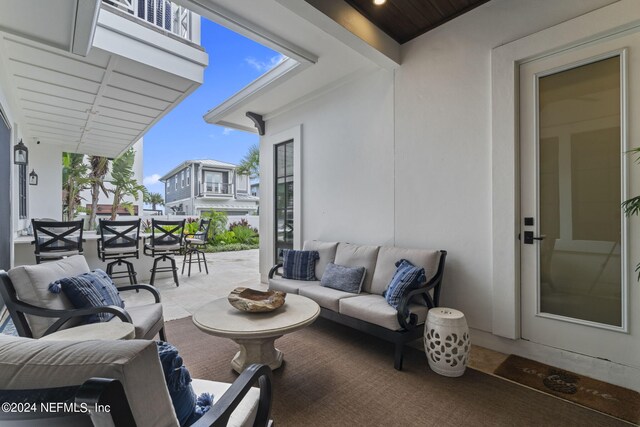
182 218 211 276
31 220 84 264
143 219 185 286
97 219 141 285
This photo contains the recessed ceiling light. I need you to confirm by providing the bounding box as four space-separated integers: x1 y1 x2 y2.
373 0 386 5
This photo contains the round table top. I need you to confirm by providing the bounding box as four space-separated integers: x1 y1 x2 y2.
40 321 136 341
193 293 321 339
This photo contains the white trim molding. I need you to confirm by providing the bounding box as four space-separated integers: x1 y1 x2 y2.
259 124 302 282
491 0 640 340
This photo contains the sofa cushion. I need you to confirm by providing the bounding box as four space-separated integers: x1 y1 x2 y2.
320 263 365 294
192 379 260 427
302 241 338 281
334 243 379 293
7 255 91 338
124 303 164 339
384 260 426 310
339 294 428 331
281 249 319 281
0 334 179 426
299 284 359 312
269 278 319 294
370 247 441 295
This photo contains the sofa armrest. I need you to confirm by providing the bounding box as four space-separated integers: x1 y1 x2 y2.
268 263 283 279
395 250 448 330
117 284 161 303
192 364 273 427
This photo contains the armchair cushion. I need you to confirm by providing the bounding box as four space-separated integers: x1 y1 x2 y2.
7 255 90 338
280 249 319 281
339 294 429 331
383 259 426 310
125 303 164 339
0 334 179 426
48 270 124 324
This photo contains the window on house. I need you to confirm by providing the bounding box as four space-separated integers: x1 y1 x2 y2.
236 174 248 193
174 176 177 190
18 164 26 219
274 140 294 261
204 171 227 194
166 181 170 193
186 169 190 186
181 171 185 188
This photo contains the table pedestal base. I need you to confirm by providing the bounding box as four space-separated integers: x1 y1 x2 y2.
231 336 283 373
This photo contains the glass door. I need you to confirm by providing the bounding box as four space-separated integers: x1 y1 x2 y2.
520 32 639 365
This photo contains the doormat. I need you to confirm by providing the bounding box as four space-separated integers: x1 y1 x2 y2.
494 355 640 424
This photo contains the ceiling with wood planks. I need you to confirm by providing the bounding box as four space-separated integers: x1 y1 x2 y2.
344 0 491 44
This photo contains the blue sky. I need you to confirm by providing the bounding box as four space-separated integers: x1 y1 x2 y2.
142 18 281 194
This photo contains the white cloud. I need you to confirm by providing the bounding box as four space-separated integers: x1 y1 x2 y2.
143 173 161 186
244 54 286 72
222 127 234 136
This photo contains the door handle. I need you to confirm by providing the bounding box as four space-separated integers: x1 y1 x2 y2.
523 231 546 244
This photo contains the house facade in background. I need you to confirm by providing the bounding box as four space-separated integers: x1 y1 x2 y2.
0 0 208 270
195 0 640 391
161 159 258 216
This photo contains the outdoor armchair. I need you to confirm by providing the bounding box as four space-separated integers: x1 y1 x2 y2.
0 334 273 426
0 255 166 341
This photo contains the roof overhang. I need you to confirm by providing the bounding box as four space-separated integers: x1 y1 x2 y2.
0 6 208 158
0 0 101 57
188 0 398 133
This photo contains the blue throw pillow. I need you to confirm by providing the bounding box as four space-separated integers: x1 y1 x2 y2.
48 270 124 324
280 249 319 281
384 259 427 310
156 341 213 427
320 263 366 293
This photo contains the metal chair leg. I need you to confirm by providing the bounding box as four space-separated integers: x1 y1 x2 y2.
171 256 179 287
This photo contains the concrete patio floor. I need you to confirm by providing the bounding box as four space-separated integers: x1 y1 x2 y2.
122 249 265 321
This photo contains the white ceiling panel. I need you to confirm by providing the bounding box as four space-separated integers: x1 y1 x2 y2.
0 19 201 157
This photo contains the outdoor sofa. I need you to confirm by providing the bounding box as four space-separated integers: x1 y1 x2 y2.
269 241 446 370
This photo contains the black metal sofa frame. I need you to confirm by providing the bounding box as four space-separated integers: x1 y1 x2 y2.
269 250 447 370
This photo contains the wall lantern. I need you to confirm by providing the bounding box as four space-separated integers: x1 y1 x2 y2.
29 169 38 186
13 140 28 165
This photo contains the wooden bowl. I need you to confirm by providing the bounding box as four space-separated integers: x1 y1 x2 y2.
228 287 286 313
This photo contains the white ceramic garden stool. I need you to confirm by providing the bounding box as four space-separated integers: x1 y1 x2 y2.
424 307 470 377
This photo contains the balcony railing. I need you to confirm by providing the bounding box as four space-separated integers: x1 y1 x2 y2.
199 182 233 197
103 0 193 41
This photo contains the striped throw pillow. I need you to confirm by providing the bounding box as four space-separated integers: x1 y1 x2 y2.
384 259 427 310
281 249 320 281
48 270 124 324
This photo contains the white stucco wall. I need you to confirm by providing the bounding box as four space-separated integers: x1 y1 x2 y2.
265 68 395 247
260 0 640 387
28 142 63 222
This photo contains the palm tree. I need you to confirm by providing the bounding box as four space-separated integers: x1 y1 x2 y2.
144 191 164 211
236 144 259 178
109 148 147 220
87 156 110 229
62 153 89 221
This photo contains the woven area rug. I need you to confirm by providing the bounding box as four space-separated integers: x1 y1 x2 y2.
165 317 627 426
494 355 639 424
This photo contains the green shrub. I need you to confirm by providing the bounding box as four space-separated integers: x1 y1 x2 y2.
204 243 259 253
214 230 237 245
231 225 258 244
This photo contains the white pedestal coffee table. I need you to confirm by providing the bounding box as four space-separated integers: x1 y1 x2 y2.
193 293 320 373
